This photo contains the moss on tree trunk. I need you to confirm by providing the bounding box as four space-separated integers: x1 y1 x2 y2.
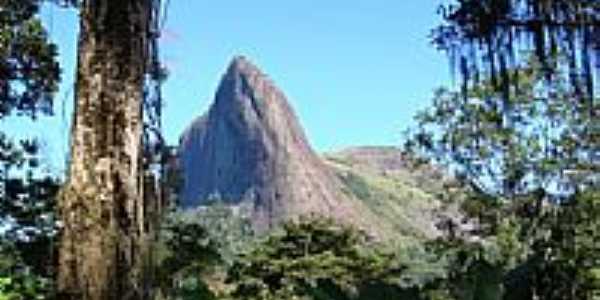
58 1 151 299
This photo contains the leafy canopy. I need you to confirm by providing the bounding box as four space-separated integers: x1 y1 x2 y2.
433 0 599 112
226 217 409 300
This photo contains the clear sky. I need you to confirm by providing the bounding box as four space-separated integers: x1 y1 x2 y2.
29 1 453 173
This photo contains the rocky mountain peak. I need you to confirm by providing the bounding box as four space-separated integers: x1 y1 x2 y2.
226 55 263 77
179 56 359 232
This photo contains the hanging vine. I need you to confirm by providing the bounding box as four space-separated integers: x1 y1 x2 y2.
143 0 168 215
433 0 599 108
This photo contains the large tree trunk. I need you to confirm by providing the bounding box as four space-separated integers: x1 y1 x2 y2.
58 1 151 299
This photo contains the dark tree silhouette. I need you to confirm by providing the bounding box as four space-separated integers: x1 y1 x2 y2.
433 0 599 114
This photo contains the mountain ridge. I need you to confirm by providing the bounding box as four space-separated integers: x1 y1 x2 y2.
179 56 365 232
178 56 455 240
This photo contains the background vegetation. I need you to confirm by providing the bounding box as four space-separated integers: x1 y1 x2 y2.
0 0 598 299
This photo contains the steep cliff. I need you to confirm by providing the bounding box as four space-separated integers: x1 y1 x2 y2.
178 56 461 240
179 56 360 231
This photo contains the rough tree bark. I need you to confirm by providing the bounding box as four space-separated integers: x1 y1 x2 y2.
58 1 152 299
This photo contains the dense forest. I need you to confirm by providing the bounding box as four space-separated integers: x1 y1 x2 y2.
0 1 598 300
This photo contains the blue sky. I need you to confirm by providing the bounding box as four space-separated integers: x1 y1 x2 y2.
30 1 452 172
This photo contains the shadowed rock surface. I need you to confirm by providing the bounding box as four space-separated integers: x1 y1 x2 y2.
179 56 464 240
179 56 360 231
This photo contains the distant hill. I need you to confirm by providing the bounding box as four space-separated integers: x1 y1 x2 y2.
178 56 460 241
323 147 460 241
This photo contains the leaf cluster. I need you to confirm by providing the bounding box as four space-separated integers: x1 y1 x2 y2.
432 0 599 103
0 0 62 119
406 58 597 198
226 217 410 300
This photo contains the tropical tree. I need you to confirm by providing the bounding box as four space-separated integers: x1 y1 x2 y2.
433 0 599 106
57 0 163 299
0 0 74 298
406 56 596 199
526 189 600 300
428 3 599 297
226 217 411 300
406 54 598 299
154 213 222 300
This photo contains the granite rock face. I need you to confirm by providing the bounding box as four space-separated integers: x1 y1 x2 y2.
179 56 358 231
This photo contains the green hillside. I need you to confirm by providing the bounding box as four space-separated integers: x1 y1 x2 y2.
323 146 461 244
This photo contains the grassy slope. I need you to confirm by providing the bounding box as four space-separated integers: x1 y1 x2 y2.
323 147 451 244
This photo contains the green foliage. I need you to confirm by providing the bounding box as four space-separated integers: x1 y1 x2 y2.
0 127 60 300
527 189 600 300
0 2 65 299
0 0 63 118
329 157 443 242
0 135 60 276
226 217 411 300
0 273 50 300
433 0 599 102
153 204 545 300
406 58 597 198
0 0 64 267
191 201 255 264
155 212 223 299
406 52 599 299
338 172 371 201
424 235 507 300
0 239 51 300
417 184 600 300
